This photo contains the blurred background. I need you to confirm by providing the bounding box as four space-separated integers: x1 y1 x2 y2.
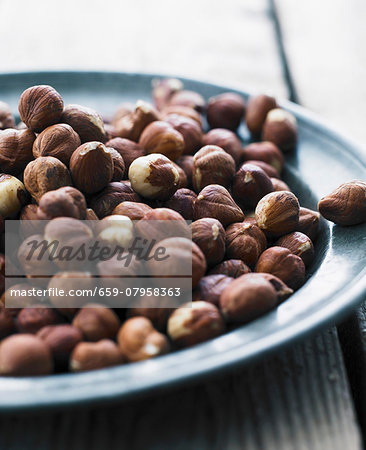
1 0 365 141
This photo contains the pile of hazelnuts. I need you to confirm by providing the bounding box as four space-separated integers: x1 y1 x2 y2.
0 78 365 377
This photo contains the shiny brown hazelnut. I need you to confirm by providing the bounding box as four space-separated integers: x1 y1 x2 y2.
86 208 99 220
256 273 293 303
160 105 203 128
219 273 278 322
37 186 87 220
89 181 141 218
193 274 233 307
246 94 277 136
276 231 315 266
152 78 183 110
191 218 225 266
207 93 245 131
233 163 273 210
244 160 280 179
192 145 235 191
0 101 15 130
106 137 145 172
167 301 225 347
17 306 63 334
107 147 125 181
262 108 297 152
164 188 197 220
175 155 193 187
32 124 81 165
225 222 267 267
61 104 106 143
72 304 121 341
202 128 243 166
271 178 290 192
168 90 206 112
139 121 184 161
112 201 152 220
70 339 123 372
241 141 284 174
0 334 53 376
111 102 134 127
37 324 83 365
255 246 305 290
48 271 94 310
128 154 179 201
318 180 366 226
255 191 300 237
194 184 244 226
115 100 160 141
208 259 251 278
0 128 36 174
164 114 203 155
18 85 64 133
0 174 28 218
23 156 72 203
172 161 188 189
0 309 15 339
127 304 174 332
118 317 170 362
69 142 113 194
296 207 320 241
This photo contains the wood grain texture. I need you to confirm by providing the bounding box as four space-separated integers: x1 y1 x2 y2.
0 329 361 450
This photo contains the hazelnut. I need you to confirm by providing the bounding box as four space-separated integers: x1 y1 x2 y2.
128 154 179 201
147 237 206 289
246 94 277 136
112 201 152 220
256 273 293 303
152 78 183 110
139 121 184 161
160 105 203 128
191 218 225 266
225 222 267 267
107 147 125 181
318 180 366 226
111 102 134 127
61 104 106 143
97 215 133 247
115 100 160 141
32 123 81 165
207 93 245 131
164 114 203 155
89 181 141 218
208 259 251 278
193 274 233 307
233 163 273 210
72 304 121 341
0 334 53 376
48 271 94 310
0 101 15 129
296 207 320 241
0 174 28 218
175 155 193 187
127 305 174 332
219 273 277 322
118 317 170 362
192 145 235 191
255 191 300 237
23 156 72 203
0 309 15 339
194 184 244 226
262 108 297 152
0 128 36 174
106 137 145 172
167 301 225 347
18 85 64 133
37 324 83 365
172 161 188 189
70 339 123 372
255 246 305 290
86 208 99 220
276 231 314 266
164 188 197 220
37 186 87 220
168 90 206 112
241 141 284 173
136 208 190 242
244 159 280 179
17 307 63 334
202 128 243 166
1 282 36 312
271 178 290 192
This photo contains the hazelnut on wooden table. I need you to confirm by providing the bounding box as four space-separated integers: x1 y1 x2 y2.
0 128 35 174
70 339 123 372
262 108 297 152
0 174 28 218
61 104 106 143
207 93 246 131
245 94 277 136
202 128 243 165
0 101 15 130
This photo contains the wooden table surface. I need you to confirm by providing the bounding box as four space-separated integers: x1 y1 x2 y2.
0 0 365 449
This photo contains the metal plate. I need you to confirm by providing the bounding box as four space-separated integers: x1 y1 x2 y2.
0 71 365 412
